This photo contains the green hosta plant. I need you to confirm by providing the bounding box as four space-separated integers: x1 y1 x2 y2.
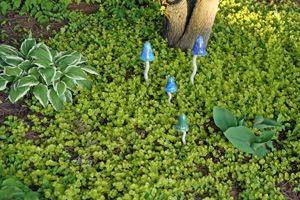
213 106 283 157
0 32 99 111
0 166 41 200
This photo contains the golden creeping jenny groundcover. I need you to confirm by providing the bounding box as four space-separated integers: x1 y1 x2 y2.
0 0 300 199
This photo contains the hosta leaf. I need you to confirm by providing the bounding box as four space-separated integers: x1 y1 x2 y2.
12 77 21 89
0 44 19 56
4 66 22 76
48 88 63 111
64 89 72 103
1 55 24 67
30 43 52 63
62 77 76 90
54 81 66 96
58 63 68 72
213 106 237 132
236 113 247 126
254 145 270 157
33 84 48 108
64 66 87 80
9 85 30 103
78 55 88 64
55 51 81 65
2 177 26 189
76 80 92 90
24 191 40 200
20 37 36 57
251 142 266 151
224 126 257 154
253 115 264 127
28 67 40 79
0 78 8 91
50 49 58 58
18 75 39 87
254 115 283 130
0 187 25 199
0 74 14 81
59 92 66 102
40 67 56 85
266 141 274 151
258 130 277 143
0 57 8 68
18 60 33 72
26 46 36 59
80 64 100 75
54 71 62 80
32 59 51 68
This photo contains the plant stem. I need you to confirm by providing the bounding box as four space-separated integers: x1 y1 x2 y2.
182 131 186 145
145 61 150 87
190 55 197 85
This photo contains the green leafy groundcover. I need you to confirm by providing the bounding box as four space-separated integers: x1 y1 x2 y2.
0 0 300 199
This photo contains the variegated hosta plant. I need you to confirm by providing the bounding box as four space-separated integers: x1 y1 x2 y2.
0 32 99 111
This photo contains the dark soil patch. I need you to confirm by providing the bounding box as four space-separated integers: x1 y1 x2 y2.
0 2 99 48
229 181 243 200
0 11 67 48
0 91 31 125
67 2 99 15
195 165 209 176
203 118 222 136
277 181 300 200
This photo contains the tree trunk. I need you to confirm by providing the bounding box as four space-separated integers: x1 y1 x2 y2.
163 0 219 52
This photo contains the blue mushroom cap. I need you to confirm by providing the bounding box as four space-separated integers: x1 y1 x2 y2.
164 76 177 93
140 42 155 61
191 36 207 56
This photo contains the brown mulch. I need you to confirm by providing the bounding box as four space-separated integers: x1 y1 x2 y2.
0 1 300 200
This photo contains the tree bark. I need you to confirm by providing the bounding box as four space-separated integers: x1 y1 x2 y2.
163 0 219 52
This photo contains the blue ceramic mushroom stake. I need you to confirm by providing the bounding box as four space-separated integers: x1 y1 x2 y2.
140 42 155 87
190 36 207 85
164 76 177 103
175 114 189 145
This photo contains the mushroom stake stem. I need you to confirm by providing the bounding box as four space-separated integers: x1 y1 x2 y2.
145 61 150 87
182 132 186 145
190 55 197 85
167 92 172 102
